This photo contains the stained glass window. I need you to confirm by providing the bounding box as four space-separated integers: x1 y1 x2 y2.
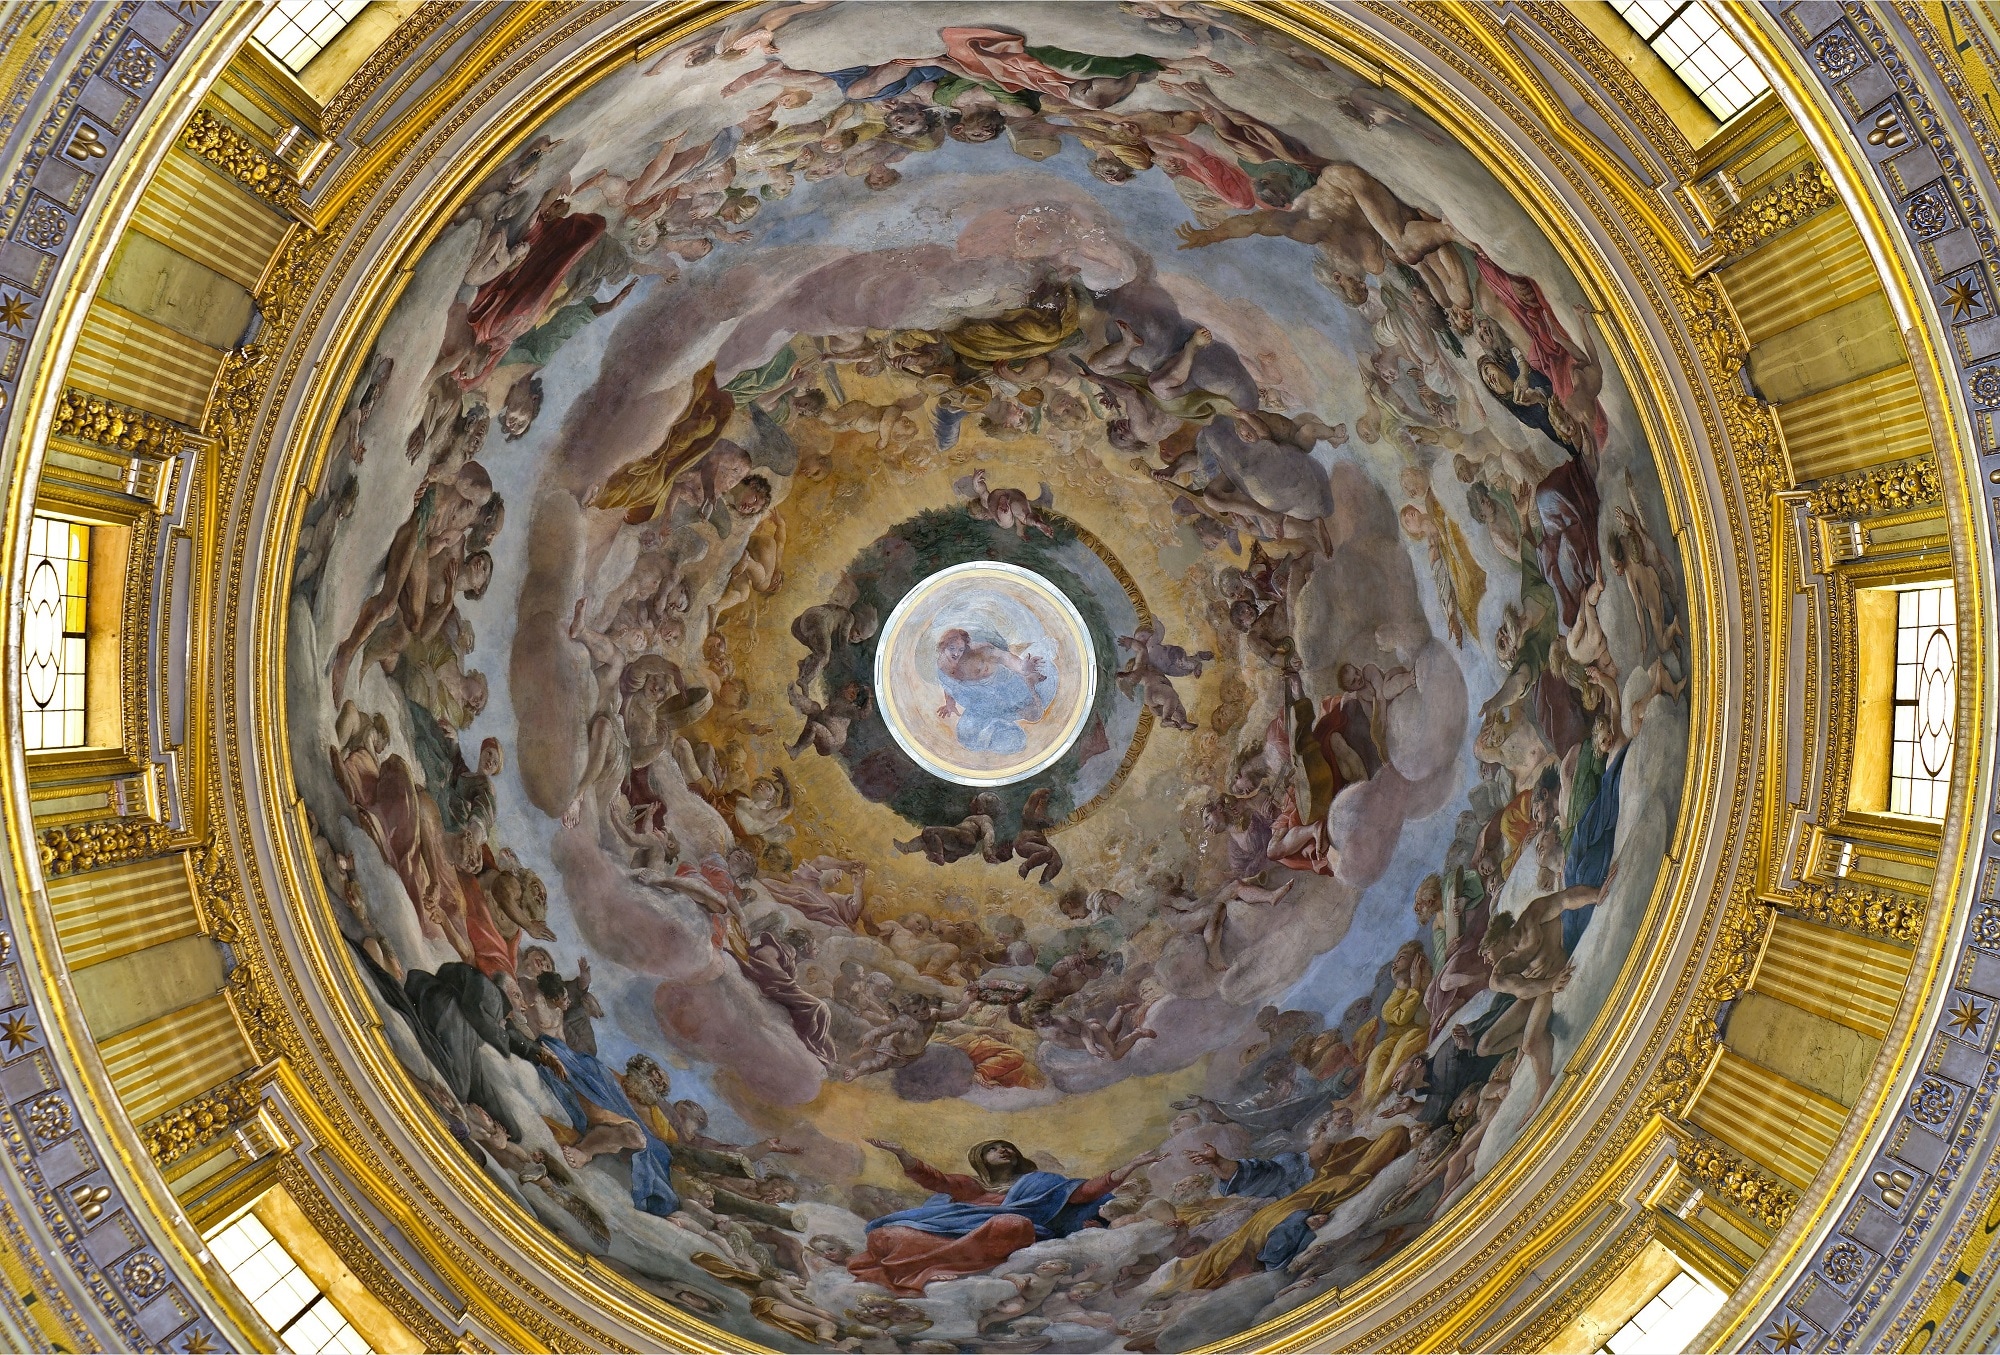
1890 583 1956 820
1611 0 1772 120
207 1214 373 1355
22 515 89 751
252 0 370 73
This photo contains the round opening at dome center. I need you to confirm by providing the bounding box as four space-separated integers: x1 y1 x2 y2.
873 561 1095 787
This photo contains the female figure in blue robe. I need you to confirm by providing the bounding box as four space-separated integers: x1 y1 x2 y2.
934 627 1052 756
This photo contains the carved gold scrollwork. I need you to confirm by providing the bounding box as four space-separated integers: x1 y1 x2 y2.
180 108 297 206
50 388 185 456
1783 880 1926 943
1649 888 1770 1117
36 818 177 875
1679 1131 1800 1231
1805 454 1945 520
139 1068 269 1167
1712 164 1841 259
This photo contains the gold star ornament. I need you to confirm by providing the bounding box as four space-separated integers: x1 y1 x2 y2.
1769 1316 1808 1352
0 1013 34 1053
0 294 27 329
1945 275 1985 320
1948 995 1987 1039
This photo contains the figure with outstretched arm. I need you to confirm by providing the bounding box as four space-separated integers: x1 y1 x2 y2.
1476 862 1619 1104
847 1137 1161 1294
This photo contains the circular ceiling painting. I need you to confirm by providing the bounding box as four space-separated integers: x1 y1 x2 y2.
876 560 1098 787
287 4 1692 1350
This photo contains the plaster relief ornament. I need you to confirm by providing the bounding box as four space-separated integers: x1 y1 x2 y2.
284 4 1692 1348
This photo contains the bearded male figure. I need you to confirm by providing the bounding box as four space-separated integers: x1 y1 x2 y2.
849 1138 1156 1294
935 627 1052 755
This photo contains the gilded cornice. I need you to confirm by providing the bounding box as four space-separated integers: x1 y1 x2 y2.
1516 0 1699 181
1804 452 1944 519
1503 1217 1660 1353
0 3 267 1351
139 1067 270 1169
1712 162 1842 259
1649 889 1773 1120
36 816 176 876
1782 880 1927 944
5 2 1972 1354
317 1 462 138
1679 1130 1801 1232
1728 2 1996 1349
48 387 185 456
180 106 298 207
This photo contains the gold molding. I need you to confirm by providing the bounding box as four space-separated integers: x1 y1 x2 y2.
140 1065 272 1168
1805 452 1945 520
180 107 298 208
36 817 178 877
49 387 187 457
1505 1216 1661 1354
1712 163 1841 260
1675 1127 1800 1232
1779 880 1926 944
317 1 464 138
21 0 1975 1351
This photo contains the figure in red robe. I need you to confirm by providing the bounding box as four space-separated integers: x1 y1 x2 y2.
461 202 607 386
849 1139 1156 1294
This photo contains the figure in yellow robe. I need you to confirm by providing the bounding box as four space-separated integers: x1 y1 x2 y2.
945 287 1079 366
1167 1125 1413 1292
587 362 736 524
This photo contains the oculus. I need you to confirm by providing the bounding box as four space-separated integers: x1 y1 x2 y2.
874 560 1098 788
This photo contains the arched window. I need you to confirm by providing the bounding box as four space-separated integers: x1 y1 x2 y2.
207 1211 373 1355
1887 583 1956 819
21 514 90 752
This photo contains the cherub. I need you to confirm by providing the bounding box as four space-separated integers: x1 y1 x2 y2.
1333 89 1447 144
727 769 794 844
293 475 358 599
873 912 964 978
1006 786 1063 885
590 527 700 635
1082 994 1160 1060
608 790 680 872
841 991 977 1080
1117 622 1213 678
845 1296 934 1342
812 393 925 448
1609 503 1682 659
568 596 661 714
708 511 785 632
893 792 1002 865
1479 865 1619 1102
1117 653 1198 731
954 470 1056 540
979 1260 1071 1332
1232 407 1348 454
790 575 879 696
786 680 872 759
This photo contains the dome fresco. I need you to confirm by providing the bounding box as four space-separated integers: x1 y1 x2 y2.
286 4 1691 1349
